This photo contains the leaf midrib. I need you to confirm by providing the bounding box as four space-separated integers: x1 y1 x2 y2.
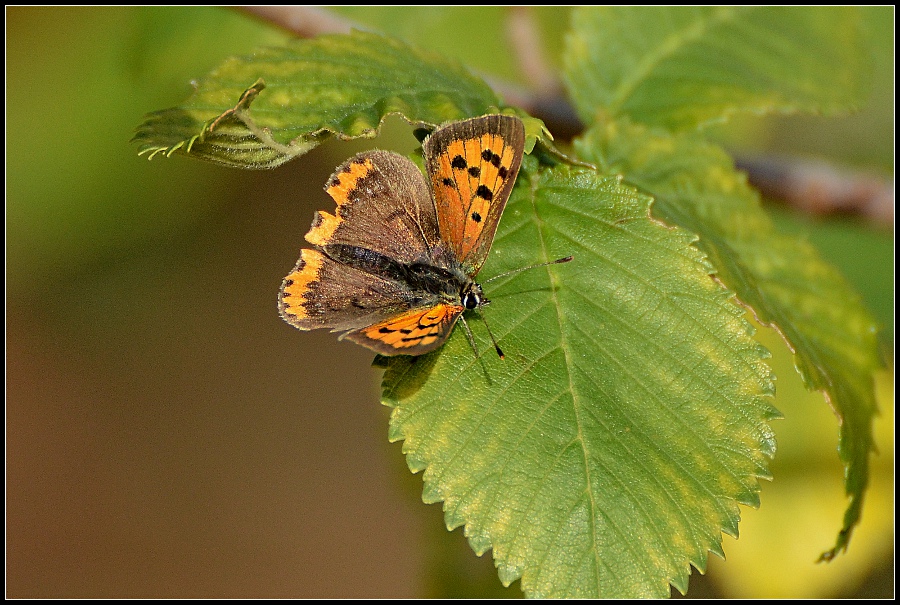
528 173 703 594
526 171 603 595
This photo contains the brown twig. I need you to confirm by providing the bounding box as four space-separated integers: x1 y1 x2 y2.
505 7 559 96
735 155 894 228
501 7 584 140
239 6 356 37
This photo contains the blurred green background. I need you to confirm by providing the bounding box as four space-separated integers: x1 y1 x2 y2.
7 7 893 597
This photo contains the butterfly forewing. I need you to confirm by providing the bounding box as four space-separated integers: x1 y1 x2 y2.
424 115 525 274
308 150 441 265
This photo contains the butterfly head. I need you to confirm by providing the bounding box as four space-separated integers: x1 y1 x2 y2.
460 281 487 311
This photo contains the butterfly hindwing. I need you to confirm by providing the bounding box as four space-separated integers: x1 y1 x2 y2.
347 304 465 356
279 249 416 333
424 115 526 274
280 248 464 356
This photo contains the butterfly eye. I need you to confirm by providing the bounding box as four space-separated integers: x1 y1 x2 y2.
463 291 480 310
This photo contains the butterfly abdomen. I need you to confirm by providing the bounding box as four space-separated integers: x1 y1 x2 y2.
323 243 467 302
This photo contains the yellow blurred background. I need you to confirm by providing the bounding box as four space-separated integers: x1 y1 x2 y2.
7 7 893 598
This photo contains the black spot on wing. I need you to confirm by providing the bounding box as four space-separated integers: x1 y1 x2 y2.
480 149 502 168
402 329 439 343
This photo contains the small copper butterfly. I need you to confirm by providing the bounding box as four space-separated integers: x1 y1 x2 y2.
279 114 568 357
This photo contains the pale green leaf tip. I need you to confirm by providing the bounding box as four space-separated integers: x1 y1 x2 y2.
497 563 522 587
466 533 492 557
444 509 466 532
670 572 690 596
422 481 443 505
406 453 427 475
721 512 741 539
708 540 726 560
386 423 403 442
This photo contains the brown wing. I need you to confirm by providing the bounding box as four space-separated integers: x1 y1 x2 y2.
279 249 417 333
279 250 463 356
423 115 525 274
346 304 465 356
306 150 441 265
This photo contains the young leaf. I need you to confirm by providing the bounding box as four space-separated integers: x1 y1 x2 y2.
381 165 777 598
563 6 870 131
133 31 501 168
575 121 881 560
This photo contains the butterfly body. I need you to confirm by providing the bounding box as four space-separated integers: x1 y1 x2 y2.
279 115 525 356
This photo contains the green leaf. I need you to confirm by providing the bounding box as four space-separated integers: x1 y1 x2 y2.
133 30 501 168
563 6 870 131
381 165 777 597
575 120 880 561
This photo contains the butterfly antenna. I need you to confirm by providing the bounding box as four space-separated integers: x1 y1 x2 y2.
479 314 505 359
482 256 573 284
459 314 504 359
457 315 481 359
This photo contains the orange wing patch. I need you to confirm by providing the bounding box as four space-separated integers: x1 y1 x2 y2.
279 248 325 323
306 157 375 247
356 304 464 353
432 130 519 262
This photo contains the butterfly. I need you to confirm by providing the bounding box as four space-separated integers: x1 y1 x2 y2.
279 114 568 357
